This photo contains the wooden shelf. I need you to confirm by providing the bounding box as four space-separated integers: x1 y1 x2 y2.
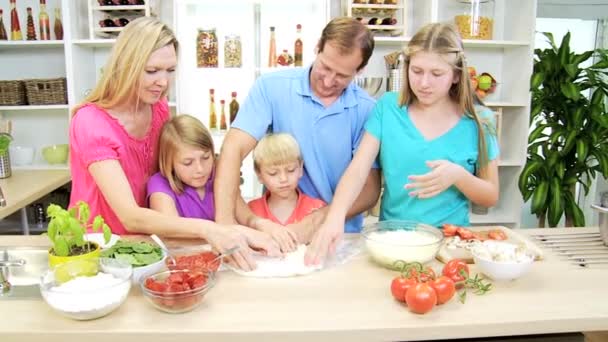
92 5 146 11
484 101 527 108
12 164 69 171
366 25 404 31
374 37 530 49
0 105 69 111
351 4 404 10
95 27 124 33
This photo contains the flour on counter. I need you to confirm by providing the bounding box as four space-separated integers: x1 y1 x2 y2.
230 245 323 278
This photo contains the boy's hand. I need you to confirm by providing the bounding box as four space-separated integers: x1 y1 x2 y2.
255 218 297 253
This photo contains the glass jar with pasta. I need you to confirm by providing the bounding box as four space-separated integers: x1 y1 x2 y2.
224 35 242 68
454 0 494 40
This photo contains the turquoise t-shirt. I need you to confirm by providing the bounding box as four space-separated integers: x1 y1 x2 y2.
364 92 499 227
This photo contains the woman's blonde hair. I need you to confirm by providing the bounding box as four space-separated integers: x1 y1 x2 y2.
72 17 178 115
158 115 214 194
399 22 492 171
253 133 302 172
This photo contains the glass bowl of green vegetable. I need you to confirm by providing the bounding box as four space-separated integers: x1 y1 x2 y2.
100 239 166 284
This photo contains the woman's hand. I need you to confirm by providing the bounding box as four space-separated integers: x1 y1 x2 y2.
304 217 343 266
255 218 298 253
235 225 282 257
405 160 466 198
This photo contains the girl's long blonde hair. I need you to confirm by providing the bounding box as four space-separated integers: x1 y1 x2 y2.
72 17 178 115
399 22 491 172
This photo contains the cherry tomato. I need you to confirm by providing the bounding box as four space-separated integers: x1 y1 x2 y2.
391 276 417 302
442 224 459 237
488 229 508 240
429 276 456 305
442 259 470 283
457 228 474 240
405 283 437 314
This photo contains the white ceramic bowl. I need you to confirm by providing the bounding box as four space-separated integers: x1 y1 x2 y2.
39 257 132 320
362 220 443 269
471 241 535 281
9 146 35 165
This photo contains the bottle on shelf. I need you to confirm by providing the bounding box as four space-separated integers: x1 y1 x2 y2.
10 0 22 41
208 89 218 131
26 7 36 40
294 24 303 67
268 26 277 67
38 0 50 40
0 10 7 40
229 91 239 124
219 99 227 131
53 8 63 40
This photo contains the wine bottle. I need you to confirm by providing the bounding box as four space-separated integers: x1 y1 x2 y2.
39 0 50 40
26 7 36 40
268 26 277 67
10 0 22 41
208 89 218 130
229 92 239 124
294 24 303 67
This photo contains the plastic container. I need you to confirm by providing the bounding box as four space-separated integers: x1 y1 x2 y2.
454 0 495 40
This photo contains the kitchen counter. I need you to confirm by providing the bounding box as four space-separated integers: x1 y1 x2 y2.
0 228 607 342
0 169 71 220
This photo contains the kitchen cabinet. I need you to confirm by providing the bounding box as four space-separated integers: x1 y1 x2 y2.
346 0 536 228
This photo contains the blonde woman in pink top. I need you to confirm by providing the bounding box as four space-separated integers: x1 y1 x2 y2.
69 17 279 271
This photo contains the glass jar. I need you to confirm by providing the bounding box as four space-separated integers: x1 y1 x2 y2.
197 28 218 68
224 34 242 68
454 0 494 40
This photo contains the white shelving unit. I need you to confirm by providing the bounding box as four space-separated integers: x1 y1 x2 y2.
345 0 537 227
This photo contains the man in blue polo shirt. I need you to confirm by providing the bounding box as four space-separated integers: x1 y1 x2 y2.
214 17 380 257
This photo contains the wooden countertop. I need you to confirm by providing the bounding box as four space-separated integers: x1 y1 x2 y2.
0 228 607 342
0 169 71 219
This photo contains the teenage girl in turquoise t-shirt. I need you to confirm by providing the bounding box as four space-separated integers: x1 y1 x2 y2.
306 23 500 264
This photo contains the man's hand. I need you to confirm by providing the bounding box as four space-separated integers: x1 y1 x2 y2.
405 160 466 198
235 225 282 257
205 224 258 271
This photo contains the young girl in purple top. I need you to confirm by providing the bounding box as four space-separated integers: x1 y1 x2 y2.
147 114 217 219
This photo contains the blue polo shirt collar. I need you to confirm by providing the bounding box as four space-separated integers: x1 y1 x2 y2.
296 66 359 109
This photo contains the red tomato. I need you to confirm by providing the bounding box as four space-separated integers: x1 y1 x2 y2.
457 228 474 240
429 276 456 305
442 259 470 283
488 229 508 240
405 283 437 314
405 266 436 283
442 224 459 237
390 276 417 302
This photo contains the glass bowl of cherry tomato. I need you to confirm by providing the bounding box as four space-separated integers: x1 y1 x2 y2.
141 269 215 314
167 245 222 274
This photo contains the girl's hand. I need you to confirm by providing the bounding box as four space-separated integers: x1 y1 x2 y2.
405 160 466 199
304 218 343 266
256 219 298 253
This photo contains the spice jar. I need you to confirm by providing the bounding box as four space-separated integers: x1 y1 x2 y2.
224 34 242 68
454 0 494 40
197 28 218 68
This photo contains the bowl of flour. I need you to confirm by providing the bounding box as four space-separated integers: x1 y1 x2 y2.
39 257 132 320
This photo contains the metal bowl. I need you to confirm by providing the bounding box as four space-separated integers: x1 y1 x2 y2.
354 77 383 97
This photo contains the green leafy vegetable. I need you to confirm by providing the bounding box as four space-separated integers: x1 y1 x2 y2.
100 240 163 267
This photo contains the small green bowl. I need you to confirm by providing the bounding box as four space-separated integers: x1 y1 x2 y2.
42 144 69 164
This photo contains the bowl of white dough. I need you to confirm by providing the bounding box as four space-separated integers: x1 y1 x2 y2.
362 220 443 269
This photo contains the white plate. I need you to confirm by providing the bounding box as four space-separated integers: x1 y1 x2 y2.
86 233 120 249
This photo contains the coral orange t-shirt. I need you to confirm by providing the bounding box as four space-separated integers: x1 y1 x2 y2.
248 189 326 225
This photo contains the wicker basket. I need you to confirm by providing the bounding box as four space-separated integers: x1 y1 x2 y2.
0 80 27 106
24 78 67 105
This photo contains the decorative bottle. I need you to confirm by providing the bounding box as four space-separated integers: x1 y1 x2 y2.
38 0 50 40
10 0 22 41
26 7 36 40
53 7 63 40
268 26 277 67
0 10 8 40
208 89 218 130
229 91 239 124
219 99 227 131
294 24 303 67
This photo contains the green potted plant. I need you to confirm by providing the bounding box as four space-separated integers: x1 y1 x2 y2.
519 32 608 227
46 200 112 267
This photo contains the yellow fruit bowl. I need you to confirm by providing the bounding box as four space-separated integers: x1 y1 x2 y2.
42 144 69 164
